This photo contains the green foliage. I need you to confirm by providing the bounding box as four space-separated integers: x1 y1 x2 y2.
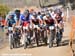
0 4 10 16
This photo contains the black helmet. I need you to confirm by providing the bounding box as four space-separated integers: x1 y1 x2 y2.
38 12 41 15
15 9 20 20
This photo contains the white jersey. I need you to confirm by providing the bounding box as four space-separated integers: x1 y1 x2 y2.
43 16 47 20
29 14 35 20
49 11 56 19
37 15 41 20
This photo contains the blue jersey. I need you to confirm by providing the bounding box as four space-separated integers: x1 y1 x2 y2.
8 18 16 27
20 14 30 22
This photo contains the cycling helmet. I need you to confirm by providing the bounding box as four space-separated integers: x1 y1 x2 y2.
24 9 29 15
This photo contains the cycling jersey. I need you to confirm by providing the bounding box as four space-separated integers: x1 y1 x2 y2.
20 14 30 27
22 21 29 27
7 18 16 27
32 19 39 25
37 15 43 20
45 18 54 26
29 14 35 20
37 15 43 25
20 14 28 21
55 15 63 23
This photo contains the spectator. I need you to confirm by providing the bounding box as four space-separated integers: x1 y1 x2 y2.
1 15 5 32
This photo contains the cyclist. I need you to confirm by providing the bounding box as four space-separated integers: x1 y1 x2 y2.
20 9 32 48
43 14 55 48
55 10 64 46
6 13 16 49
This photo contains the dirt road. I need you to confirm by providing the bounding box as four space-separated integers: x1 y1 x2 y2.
0 22 73 56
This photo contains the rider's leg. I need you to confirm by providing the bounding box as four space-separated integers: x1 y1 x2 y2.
59 29 63 42
49 30 55 47
35 30 39 46
56 32 60 46
9 31 13 49
9 33 11 48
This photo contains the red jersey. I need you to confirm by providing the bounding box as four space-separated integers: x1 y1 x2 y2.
23 21 29 27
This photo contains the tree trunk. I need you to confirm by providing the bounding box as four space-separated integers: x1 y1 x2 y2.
39 0 42 8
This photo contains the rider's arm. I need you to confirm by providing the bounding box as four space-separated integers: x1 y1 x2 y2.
54 18 58 24
12 18 16 31
5 18 9 27
43 16 47 25
29 15 35 25
43 20 46 25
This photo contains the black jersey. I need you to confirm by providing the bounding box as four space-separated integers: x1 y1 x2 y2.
45 18 54 26
32 19 39 25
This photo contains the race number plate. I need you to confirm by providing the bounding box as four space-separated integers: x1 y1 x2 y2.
49 26 55 30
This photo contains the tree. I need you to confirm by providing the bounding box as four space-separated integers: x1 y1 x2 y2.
0 4 10 17
39 0 46 8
